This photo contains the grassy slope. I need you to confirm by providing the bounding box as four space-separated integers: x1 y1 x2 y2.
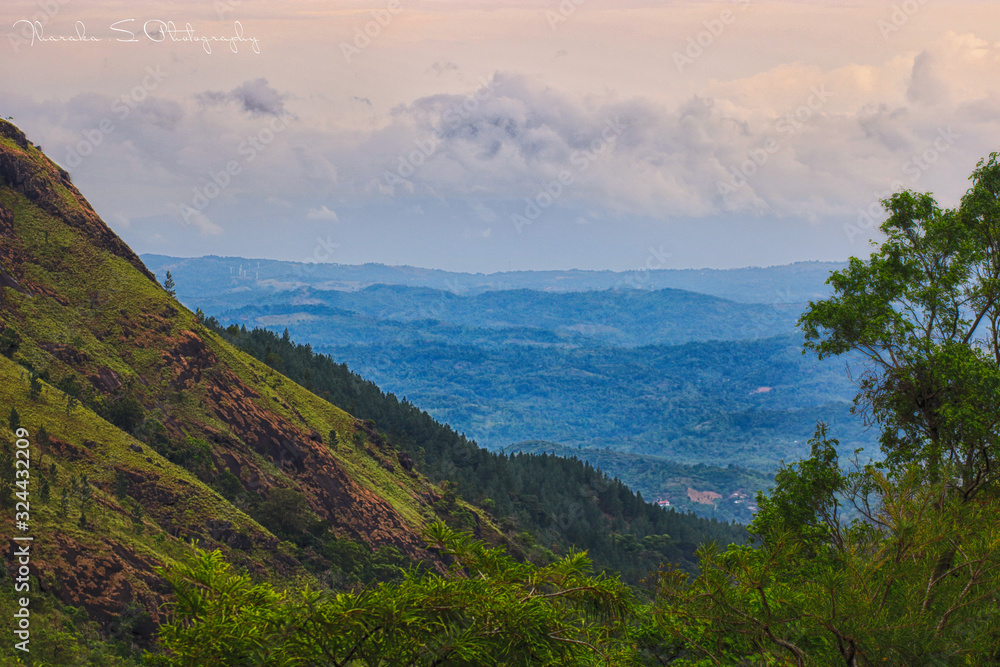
0 121 488 658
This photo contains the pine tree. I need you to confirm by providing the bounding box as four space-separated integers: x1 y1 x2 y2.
28 371 41 399
164 270 176 297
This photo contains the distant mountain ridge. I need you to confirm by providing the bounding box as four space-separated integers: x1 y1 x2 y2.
141 254 844 306
210 284 803 349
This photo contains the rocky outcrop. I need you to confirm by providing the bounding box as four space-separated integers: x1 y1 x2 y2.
29 533 167 642
162 329 217 390
202 365 433 560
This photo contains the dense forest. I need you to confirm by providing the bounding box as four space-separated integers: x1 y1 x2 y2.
508 441 774 523
199 317 746 582
156 268 874 485
320 334 871 467
151 258 871 520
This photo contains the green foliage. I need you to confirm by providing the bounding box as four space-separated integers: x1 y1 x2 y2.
253 487 316 539
646 151 1000 665
214 469 243 501
101 394 145 433
28 370 42 399
0 325 19 357
55 374 82 400
0 438 14 509
166 436 212 475
163 270 176 297
653 448 1000 664
8 405 19 432
0 579 147 665
112 468 130 500
800 156 1000 499
152 524 638 666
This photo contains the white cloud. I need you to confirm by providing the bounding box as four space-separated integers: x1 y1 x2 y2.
6 15 1000 269
306 205 339 221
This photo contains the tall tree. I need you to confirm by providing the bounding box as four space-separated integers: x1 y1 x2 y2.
800 152 1000 499
163 270 176 297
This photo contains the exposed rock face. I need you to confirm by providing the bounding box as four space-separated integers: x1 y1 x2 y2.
40 342 89 365
89 366 124 393
31 534 167 642
0 200 13 234
203 364 433 559
162 329 217 390
205 519 254 551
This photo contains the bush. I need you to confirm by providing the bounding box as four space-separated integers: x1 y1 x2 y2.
254 487 315 539
104 396 145 433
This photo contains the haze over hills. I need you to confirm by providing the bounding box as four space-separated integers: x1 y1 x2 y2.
199 285 804 348
141 254 844 306
150 254 875 523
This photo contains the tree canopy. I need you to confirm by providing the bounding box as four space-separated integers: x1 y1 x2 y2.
800 152 1000 499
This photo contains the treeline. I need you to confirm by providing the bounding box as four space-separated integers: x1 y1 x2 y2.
201 318 746 581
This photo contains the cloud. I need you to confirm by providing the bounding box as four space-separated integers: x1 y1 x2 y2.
198 78 290 117
6 29 1000 266
305 205 339 221
472 201 498 222
350 34 1000 220
429 61 459 76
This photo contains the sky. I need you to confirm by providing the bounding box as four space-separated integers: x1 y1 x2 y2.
3 0 1000 272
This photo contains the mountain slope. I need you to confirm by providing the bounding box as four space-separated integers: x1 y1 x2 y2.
0 120 473 644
